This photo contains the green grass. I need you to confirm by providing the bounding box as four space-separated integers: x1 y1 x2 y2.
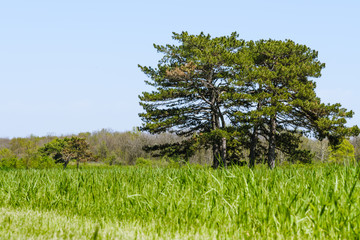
0 165 360 239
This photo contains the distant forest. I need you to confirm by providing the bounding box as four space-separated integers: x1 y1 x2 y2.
0 128 359 169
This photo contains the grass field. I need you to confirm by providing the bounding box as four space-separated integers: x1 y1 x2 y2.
0 165 359 239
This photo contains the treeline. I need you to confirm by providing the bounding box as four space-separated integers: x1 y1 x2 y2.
0 129 211 168
0 128 358 169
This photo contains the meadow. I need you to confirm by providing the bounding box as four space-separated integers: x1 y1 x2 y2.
0 165 359 239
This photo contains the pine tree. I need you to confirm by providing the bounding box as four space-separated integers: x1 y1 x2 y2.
233 39 358 168
138 32 245 168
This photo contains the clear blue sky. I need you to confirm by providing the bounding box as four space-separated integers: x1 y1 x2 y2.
1 0 359 138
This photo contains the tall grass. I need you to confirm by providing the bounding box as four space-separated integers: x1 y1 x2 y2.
0 165 359 239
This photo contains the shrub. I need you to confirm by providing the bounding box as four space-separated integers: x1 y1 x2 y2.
0 148 24 168
135 157 153 167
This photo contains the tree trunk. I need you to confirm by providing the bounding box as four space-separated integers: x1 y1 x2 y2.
210 92 228 169
267 115 277 169
77 160 80 169
211 102 222 169
220 137 227 168
249 102 262 168
63 160 69 170
249 125 258 168
212 143 220 169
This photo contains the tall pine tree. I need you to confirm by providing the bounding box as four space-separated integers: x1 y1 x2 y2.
138 32 245 168
232 39 358 168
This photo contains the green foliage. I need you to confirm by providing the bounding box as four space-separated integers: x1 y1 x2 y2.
139 32 246 167
0 146 56 169
96 141 108 161
231 39 357 168
105 152 118 165
0 148 22 169
135 157 153 166
139 32 358 168
39 137 94 169
29 154 57 169
328 139 356 164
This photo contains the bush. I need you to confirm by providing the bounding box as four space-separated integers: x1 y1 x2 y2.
0 148 24 169
166 159 181 168
135 157 153 167
0 148 58 169
28 155 57 169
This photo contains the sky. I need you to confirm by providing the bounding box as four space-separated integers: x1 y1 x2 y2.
1 0 359 138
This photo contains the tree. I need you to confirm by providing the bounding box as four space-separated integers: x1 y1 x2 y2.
232 39 358 168
0 148 19 168
9 137 40 169
39 137 94 169
97 141 109 162
328 139 355 165
138 32 245 168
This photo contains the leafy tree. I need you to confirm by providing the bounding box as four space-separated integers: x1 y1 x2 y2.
0 148 20 168
138 32 245 168
106 152 118 166
328 139 355 165
39 137 94 169
97 141 109 162
232 39 358 168
9 137 41 168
